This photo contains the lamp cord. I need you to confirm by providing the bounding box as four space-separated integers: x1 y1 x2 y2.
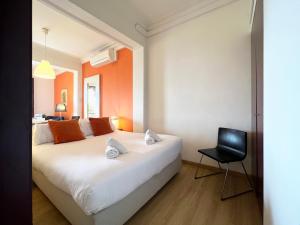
44 31 46 59
43 28 48 60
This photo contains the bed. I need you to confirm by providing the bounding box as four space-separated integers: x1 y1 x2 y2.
32 130 182 225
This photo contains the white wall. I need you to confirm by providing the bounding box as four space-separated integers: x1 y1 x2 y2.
34 78 54 115
32 42 82 117
147 0 252 173
264 1 300 225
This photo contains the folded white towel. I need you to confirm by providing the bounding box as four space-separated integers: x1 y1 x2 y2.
144 129 161 145
145 134 155 145
107 138 128 154
105 146 119 159
146 129 161 142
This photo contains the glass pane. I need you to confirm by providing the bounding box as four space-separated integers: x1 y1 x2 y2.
87 84 97 117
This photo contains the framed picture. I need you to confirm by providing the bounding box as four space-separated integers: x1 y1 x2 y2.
61 89 67 105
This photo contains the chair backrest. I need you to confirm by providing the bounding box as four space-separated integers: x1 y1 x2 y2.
45 116 64 121
72 116 80 120
217 127 247 159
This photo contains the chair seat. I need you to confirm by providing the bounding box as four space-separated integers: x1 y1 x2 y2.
198 148 243 163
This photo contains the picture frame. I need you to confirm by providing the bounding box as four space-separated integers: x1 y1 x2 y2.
61 89 67 105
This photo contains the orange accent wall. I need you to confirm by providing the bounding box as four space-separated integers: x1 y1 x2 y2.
54 71 73 120
82 48 133 131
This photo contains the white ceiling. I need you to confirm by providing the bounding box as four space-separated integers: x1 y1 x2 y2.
127 0 210 27
32 0 116 59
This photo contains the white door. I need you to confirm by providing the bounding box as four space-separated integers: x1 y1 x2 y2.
84 75 100 118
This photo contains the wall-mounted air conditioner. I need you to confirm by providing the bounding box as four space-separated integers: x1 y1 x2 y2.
90 48 117 67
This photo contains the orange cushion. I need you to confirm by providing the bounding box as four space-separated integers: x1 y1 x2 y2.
89 117 113 136
48 120 85 144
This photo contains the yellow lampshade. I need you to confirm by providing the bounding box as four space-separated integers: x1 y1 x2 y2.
55 103 67 112
33 60 55 79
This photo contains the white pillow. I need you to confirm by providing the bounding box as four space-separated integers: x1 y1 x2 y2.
109 117 116 131
32 123 54 145
79 119 93 136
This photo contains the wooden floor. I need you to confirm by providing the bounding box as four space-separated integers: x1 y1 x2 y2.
33 163 262 225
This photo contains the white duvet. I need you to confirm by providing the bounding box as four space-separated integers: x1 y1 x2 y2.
32 130 182 215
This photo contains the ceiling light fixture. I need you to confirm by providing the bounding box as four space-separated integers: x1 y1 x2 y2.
33 28 55 79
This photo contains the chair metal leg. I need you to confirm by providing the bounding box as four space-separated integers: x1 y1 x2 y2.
194 154 224 179
241 161 253 188
220 162 254 201
220 163 229 199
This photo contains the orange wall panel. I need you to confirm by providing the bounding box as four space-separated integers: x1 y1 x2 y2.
82 48 133 131
54 71 73 120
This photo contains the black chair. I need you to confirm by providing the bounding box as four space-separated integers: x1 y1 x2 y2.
194 127 253 200
72 116 80 120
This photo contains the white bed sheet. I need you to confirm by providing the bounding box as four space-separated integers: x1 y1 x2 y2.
32 130 182 215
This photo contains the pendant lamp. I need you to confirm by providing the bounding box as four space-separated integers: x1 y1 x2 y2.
33 28 55 79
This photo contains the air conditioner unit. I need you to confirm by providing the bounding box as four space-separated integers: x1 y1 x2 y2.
90 48 117 67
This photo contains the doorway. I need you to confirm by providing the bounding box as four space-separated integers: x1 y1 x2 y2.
84 75 100 118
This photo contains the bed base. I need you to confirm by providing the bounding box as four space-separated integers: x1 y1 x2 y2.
32 155 181 225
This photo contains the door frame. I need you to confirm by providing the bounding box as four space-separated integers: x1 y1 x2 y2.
83 74 100 118
40 0 145 132
1 0 32 224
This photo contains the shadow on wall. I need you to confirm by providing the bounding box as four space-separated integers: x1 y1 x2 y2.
146 39 166 132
